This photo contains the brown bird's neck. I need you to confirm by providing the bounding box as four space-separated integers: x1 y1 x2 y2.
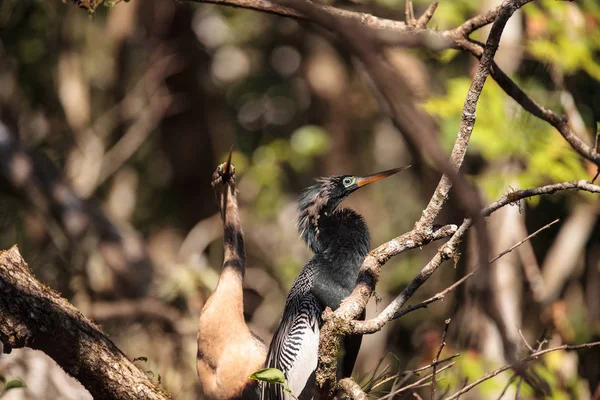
214 182 246 312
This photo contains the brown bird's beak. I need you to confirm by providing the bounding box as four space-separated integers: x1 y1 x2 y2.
355 165 411 188
220 146 234 181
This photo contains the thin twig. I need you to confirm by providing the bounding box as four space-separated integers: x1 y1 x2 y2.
444 341 600 400
406 353 461 376
515 377 523 400
417 2 438 28
517 329 535 353
430 318 451 400
488 219 560 264
389 353 460 396
405 0 415 25
592 169 600 184
495 373 518 400
380 363 455 400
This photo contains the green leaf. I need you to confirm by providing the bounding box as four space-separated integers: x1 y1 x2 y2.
4 378 25 391
249 368 286 385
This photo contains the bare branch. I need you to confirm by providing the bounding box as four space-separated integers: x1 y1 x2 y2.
415 0 533 232
381 362 455 399
485 61 600 166
518 329 535 354
405 0 415 26
430 318 451 400
348 222 470 335
495 373 518 400
408 353 461 377
338 378 367 400
483 181 600 215
489 219 560 264
416 2 438 29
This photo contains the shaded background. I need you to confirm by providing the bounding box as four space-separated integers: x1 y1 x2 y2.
0 0 599 398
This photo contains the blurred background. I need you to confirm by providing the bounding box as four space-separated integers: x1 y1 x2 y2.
0 0 599 398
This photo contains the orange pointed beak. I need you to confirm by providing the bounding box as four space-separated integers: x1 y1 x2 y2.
355 165 411 188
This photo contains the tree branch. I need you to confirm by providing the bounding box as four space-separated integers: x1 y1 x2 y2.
350 180 598 335
0 246 170 400
184 0 600 169
430 318 451 400
338 378 367 400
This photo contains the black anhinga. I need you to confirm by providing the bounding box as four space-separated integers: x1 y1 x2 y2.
263 166 410 400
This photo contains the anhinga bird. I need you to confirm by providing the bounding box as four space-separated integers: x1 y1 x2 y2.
263 166 410 400
197 154 267 400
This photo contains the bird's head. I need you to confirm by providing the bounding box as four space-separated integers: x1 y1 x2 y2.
297 165 411 250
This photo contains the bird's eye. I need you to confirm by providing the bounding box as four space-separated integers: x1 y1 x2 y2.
342 177 355 187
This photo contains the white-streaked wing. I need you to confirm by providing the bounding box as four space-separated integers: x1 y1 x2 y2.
283 295 321 399
264 267 322 400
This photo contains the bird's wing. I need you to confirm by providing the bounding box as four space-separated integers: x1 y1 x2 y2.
264 269 322 400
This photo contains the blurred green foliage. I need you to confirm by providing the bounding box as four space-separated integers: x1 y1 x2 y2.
525 2 600 81
231 125 329 218
425 77 587 201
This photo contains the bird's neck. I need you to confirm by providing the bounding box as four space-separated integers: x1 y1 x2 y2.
297 187 331 253
298 204 370 257
309 208 371 309
212 184 246 316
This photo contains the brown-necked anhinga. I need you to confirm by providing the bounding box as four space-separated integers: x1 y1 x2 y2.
263 166 410 400
197 153 267 400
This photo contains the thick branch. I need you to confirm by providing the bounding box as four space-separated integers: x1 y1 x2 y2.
0 246 169 400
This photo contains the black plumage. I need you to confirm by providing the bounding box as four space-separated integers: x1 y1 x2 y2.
263 167 409 400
